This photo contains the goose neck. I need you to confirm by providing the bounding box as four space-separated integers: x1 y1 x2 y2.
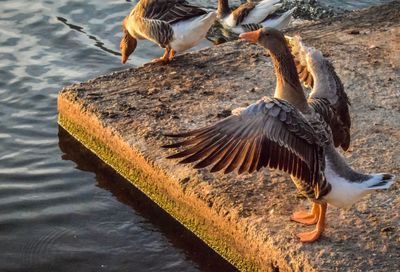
270 47 309 112
217 0 230 18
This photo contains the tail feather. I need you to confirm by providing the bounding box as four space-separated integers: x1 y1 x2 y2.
366 173 395 190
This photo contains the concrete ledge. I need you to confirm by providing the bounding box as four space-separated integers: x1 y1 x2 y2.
58 2 399 271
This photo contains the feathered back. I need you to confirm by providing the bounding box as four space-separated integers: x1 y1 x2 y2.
134 0 207 24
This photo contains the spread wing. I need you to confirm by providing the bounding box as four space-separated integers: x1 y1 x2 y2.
311 60 351 150
286 35 351 151
308 98 334 124
135 0 207 24
163 97 327 187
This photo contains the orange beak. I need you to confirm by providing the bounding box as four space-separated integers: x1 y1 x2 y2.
239 29 261 43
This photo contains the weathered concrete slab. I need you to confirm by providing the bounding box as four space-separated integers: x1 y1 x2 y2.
58 2 399 271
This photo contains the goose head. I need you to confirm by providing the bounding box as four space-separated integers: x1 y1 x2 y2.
239 27 289 55
240 27 309 112
120 17 137 64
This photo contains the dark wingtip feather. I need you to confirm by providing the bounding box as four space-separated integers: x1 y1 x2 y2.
166 152 188 160
166 154 180 160
341 142 350 151
223 168 234 174
382 173 394 180
162 143 181 148
162 127 205 138
210 166 223 173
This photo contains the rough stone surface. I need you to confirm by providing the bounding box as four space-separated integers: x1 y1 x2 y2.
58 2 399 271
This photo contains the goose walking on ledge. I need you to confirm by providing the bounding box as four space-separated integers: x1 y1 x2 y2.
163 28 395 242
120 0 216 64
217 0 295 34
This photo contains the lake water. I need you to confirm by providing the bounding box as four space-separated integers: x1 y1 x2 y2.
0 0 391 271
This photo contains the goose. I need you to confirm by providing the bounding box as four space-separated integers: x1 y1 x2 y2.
162 28 395 242
120 0 217 64
217 0 295 34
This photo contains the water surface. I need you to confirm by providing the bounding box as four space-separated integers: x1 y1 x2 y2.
0 0 233 271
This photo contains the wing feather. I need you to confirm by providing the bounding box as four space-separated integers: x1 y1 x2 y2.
167 134 219 159
164 97 328 186
286 35 351 151
181 134 227 164
210 140 241 172
138 0 207 24
225 141 249 174
193 136 235 169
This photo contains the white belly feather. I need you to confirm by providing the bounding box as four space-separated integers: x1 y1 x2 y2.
170 12 216 52
323 164 369 208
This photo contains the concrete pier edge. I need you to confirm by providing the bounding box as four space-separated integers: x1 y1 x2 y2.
58 98 270 271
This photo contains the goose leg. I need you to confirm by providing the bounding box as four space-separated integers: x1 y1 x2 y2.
152 48 170 63
296 202 327 243
168 49 176 61
290 202 319 225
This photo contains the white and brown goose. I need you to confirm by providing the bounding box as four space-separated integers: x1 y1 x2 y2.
120 0 216 64
163 28 395 242
217 0 295 34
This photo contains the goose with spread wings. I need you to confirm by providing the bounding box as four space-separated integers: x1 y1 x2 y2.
120 0 216 64
217 0 295 34
163 28 395 242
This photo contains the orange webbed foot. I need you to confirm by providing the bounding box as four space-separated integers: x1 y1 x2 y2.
152 48 171 63
290 211 318 225
168 49 176 61
296 230 322 243
295 202 327 243
291 203 320 225
151 57 170 63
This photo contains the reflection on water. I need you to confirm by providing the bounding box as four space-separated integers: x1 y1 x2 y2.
57 127 237 272
56 16 121 57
